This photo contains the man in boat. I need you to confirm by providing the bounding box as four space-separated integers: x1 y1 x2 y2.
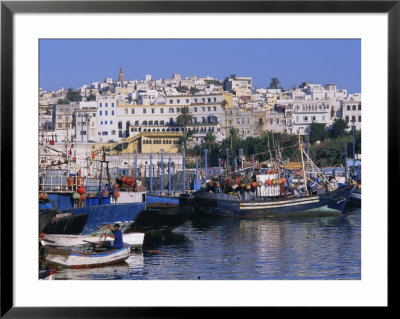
104 223 124 249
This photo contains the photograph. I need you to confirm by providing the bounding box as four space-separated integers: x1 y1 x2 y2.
2 2 392 314
38 38 362 280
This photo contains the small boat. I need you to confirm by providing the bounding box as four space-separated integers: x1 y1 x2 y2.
43 244 130 268
40 233 145 250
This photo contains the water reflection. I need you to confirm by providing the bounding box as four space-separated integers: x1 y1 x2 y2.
54 206 361 280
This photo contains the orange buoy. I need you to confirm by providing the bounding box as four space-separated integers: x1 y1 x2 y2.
77 176 83 187
267 179 272 185
80 194 86 200
113 189 120 198
102 187 109 198
281 178 286 185
251 182 258 188
67 176 74 186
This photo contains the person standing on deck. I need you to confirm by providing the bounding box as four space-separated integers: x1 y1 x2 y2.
104 223 124 249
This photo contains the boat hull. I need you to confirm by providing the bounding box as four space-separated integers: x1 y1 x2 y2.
41 233 145 249
61 202 146 235
193 184 356 217
44 245 130 268
41 212 89 235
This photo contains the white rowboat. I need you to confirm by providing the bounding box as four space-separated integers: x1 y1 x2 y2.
41 233 145 249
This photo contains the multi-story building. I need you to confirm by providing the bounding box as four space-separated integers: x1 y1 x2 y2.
342 99 362 131
96 97 118 142
290 100 339 135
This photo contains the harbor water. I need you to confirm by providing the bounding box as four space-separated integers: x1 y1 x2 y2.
54 204 361 280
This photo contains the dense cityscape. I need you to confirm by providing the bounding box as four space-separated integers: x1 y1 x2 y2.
39 68 361 167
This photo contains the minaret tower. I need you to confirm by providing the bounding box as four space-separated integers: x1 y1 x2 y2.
118 67 125 82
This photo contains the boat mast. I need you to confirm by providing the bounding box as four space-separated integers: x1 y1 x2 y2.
298 131 308 193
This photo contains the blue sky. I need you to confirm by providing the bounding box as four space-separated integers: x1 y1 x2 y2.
39 39 361 93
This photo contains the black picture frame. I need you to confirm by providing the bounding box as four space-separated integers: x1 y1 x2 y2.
1 1 394 317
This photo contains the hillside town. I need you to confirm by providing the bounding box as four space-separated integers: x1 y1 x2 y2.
39 68 361 158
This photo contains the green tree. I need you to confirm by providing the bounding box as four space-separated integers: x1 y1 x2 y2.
329 118 349 139
190 87 200 95
176 106 195 152
86 94 96 101
57 98 70 105
309 123 327 144
176 86 189 93
221 99 228 109
268 77 280 89
66 88 82 102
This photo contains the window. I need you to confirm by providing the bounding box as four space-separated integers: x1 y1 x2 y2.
99 103 102 107
214 98 217 102
176 108 180 113
358 115 361 122
214 107 216 111
207 98 211 103
303 116 308 122
160 108 164 113
194 98 197 103
169 99 173 104
345 116 349 122
352 116 356 123
186 99 189 103
194 107 197 112
160 120 164 125
177 99 180 104
111 130 116 135
125 108 128 114
105 111 108 116
358 104 361 110
111 111 114 116
352 105 356 110
151 108 155 114
105 103 108 107
58 123 62 128
135 121 139 126
131 109 135 114
110 121 113 125
270 119 273 124
100 121 103 125
347 105 350 110
169 108 174 113
276 119 279 124
312 116 316 121
208 107 211 112
143 108 146 114
99 111 102 116
322 115 325 121
102 131 108 136
202 107 205 112
112 103 115 107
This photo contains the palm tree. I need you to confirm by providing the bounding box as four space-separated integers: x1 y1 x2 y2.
176 129 194 153
229 74 237 80
203 132 217 153
268 77 280 89
176 106 195 152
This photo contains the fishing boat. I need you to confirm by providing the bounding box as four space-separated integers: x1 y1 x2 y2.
39 146 146 235
43 243 130 268
39 209 57 233
40 233 145 250
40 208 89 235
193 133 356 217
124 202 192 234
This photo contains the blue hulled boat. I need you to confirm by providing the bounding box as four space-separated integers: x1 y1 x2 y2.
193 133 356 217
